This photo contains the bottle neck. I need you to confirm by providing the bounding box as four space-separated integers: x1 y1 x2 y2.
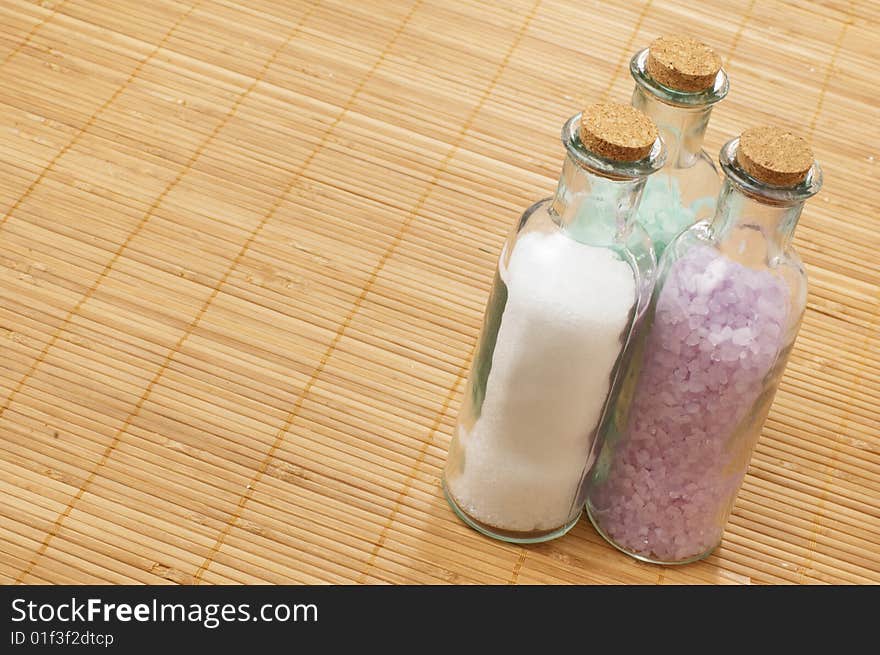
550 154 647 246
710 179 805 261
631 86 712 169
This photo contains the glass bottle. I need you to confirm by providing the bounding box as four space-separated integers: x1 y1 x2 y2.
443 103 666 543
586 127 822 564
630 36 729 256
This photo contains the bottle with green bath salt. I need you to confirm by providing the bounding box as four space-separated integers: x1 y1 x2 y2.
630 35 729 255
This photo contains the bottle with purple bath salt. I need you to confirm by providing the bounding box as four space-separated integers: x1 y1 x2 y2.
586 126 823 564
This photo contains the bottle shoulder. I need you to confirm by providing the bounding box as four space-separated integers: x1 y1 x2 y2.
666 221 807 271
513 198 655 268
696 148 719 173
660 222 808 325
506 200 657 320
654 153 721 195
516 197 553 233
636 154 720 250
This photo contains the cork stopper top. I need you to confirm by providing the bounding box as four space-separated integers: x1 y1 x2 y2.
579 102 658 162
736 126 814 186
646 35 722 92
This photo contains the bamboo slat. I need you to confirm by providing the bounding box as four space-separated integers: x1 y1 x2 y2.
0 0 877 585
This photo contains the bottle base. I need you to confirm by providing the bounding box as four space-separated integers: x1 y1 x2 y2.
585 503 718 566
442 478 580 544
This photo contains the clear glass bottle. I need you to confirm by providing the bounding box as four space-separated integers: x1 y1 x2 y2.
443 104 666 543
630 36 729 256
586 127 822 564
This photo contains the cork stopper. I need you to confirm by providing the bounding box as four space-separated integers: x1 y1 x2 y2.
646 35 722 92
736 126 814 186
579 102 658 162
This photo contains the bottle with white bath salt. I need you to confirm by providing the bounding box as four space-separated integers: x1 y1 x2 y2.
630 35 729 256
586 126 822 564
443 102 667 543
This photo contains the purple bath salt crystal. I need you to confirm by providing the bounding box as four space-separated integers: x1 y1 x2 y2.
590 244 790 562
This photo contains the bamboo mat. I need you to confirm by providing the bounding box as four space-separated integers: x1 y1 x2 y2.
0 0 877 586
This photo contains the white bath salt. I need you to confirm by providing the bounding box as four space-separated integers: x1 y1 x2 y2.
447 224 636 533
